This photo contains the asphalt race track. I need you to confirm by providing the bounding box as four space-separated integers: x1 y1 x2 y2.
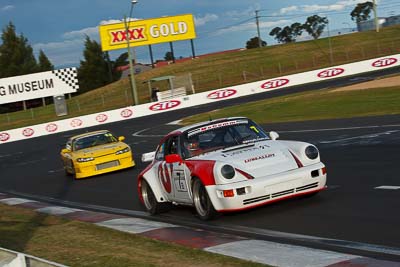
1 68 400 260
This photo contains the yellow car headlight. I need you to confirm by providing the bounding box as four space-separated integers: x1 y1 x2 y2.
77 157 94 162
116 147 130 155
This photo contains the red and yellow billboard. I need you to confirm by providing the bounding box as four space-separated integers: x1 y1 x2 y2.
99 14 196 51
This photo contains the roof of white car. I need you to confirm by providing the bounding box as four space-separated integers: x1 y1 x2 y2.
171 117 248 134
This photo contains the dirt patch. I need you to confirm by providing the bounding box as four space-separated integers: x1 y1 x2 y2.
331 75 400 92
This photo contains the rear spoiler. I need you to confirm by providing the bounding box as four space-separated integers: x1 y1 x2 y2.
141 151 155 163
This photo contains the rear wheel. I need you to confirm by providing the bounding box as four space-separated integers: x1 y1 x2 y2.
140 179 171 215
192 179 217 220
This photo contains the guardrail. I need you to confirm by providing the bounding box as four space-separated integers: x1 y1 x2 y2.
0 54 399 144
0 247 67 267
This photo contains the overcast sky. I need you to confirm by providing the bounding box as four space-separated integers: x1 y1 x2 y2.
1 0 399 68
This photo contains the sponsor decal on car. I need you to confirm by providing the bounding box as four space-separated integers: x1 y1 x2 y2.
207 89 237 99
22 128 34 137
149 100 181 111
45 123 58 133
372 58 397 67
120 108 133 118
188 119 248 137
244 153 275 163
0 132 10 142
261 78 289 89
96 114 108 123
70 119 83 128
222 144 269 158
317 68 345 78
158 163 172 193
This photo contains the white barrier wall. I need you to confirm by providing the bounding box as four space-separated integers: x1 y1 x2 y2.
0 54 399 144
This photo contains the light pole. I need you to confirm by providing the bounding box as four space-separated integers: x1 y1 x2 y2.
326 17 333 64
124 0 139 105
372 0 379 32
255 10 261 47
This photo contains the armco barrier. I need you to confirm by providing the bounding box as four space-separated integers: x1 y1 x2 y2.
0 247 67 267
0 54 399 144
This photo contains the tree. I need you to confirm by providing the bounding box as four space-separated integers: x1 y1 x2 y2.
0 22 38 78
350 2 373 23
111 52 129 81
303 15 328 40
246 37 267 49
269 23 303 43
164 51 174 61
77 36 111 93
37 49 54 72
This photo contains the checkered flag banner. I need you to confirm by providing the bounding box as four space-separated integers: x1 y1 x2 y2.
52 68 79 90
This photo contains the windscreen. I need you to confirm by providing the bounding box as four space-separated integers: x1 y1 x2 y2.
73 132 117 151
182 119 268 158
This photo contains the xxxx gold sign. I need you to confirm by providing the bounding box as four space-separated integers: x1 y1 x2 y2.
99 14 196 51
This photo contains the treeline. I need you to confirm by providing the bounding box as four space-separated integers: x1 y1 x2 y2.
246 1 375 48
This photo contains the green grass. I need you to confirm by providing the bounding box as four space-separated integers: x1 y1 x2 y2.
180 86 400 125
0 203 267 267
1 25 400 131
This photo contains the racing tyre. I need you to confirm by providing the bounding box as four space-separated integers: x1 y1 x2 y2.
141 179 171 215
70 162 77 180
192 178 217 220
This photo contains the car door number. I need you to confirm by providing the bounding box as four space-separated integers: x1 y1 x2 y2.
173 170 187 192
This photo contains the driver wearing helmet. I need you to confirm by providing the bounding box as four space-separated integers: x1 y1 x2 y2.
185 135 202 157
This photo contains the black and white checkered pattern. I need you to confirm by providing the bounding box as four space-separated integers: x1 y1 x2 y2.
52 68 79 90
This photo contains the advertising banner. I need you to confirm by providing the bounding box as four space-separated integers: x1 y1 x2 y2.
0 68 79 105
99 14 196 51
1 54 399 144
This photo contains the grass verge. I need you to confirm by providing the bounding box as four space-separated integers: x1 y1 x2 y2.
180 86 400 125
0 203 267 267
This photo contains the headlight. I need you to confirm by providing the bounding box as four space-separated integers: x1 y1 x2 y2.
77 157 94 162
116 147 130 155
305 146 319 160
221 165 235 179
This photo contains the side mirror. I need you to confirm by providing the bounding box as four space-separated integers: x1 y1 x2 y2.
61 148 70 154
118 136 125 142
269 131 279 140
165 154 183 164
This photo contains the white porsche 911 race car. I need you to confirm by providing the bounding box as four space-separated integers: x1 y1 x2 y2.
138 117 327 220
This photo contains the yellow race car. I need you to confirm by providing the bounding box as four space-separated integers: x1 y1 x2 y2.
61 130 135 179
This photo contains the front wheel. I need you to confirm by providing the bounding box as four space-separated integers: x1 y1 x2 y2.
140 179 171 215
192 179 217 220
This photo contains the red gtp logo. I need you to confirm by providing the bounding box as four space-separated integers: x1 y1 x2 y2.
372 58 397 67
22 128 34 137
96 114 108 123
207 89 237 99
70 119 83 128
46 123 58 132
0 132 10 142
261 78 289 89
120 108 133 118
318 68 344 78
150 100 180 111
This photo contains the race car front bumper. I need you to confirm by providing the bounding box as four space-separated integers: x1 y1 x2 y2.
206 162 327 212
